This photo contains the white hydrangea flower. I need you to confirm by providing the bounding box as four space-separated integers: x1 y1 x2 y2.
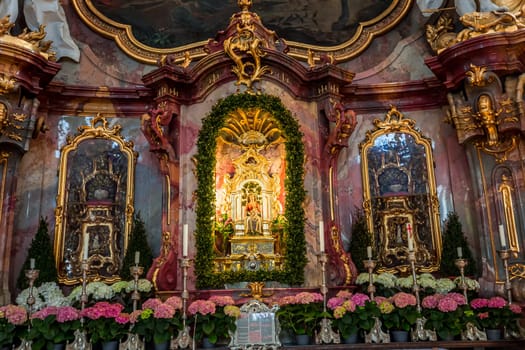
435 278 456 293
67 285 83 302
418 276 437 290
356 272 375 285
136 279 153 292
111 281 129 293
454 277 480 291
418 273 436 281
87 281 115 300
396 276 414 289
375 272 397 288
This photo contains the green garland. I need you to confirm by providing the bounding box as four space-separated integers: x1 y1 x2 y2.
195 93 306 288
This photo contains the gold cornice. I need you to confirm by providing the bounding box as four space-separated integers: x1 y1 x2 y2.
72 0 412 65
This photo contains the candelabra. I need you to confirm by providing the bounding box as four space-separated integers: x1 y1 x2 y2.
408 250 421 313
455 258 469 301
25 267 39 319
315 253 339 344
363 258 376 300
498 249 513 304
122 264 145 350
172 257 193 349
71 260 91 350
15 267 40 350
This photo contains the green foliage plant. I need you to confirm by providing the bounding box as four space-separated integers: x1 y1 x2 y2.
17 217 58 290
348 208 373 272
120 213 154 280
440 212 477 277
195 93 306 288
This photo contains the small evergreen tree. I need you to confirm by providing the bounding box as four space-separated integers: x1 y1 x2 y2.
16 217 58 290
120 213 154 280
440 211 477 277
348 208 373 272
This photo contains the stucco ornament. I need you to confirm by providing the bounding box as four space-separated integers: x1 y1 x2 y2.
0 0 80 62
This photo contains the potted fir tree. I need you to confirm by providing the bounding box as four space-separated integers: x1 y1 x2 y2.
440 212 477 277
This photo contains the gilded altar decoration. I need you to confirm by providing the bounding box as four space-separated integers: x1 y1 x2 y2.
54 114 137 284
223 0 271 91
426 3 525 54
213 107 284 272
360 106 441 273
0 15 55 61
446 65 521 162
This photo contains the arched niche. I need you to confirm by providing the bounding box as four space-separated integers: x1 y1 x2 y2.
194 93 306 288
360 106 442 273
54 114 137 284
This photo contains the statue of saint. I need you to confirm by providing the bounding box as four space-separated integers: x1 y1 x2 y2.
244 193 262 234
476 94 500 146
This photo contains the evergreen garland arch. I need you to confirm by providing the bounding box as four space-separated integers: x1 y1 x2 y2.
195 93 306 288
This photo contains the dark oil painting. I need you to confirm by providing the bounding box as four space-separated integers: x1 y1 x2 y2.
92 0 393 49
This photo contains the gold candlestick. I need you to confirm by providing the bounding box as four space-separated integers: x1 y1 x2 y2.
315 253 340 344
408 250 421 313
498 249 513 304
71 260 91 350
455 258 469 302
122 264 145 350
172 257 193 349
363 258 376 300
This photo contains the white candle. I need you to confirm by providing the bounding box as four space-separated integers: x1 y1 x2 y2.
499 224 507 248
134 251 140 265
183 224 189 257
30 258 35 270
457 247 463 258
83 233 89 260
319 221 325 252
407 223 414 251
367 246 372 259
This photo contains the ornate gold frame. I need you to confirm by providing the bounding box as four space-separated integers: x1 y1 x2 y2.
360 106 441 273
72 0 412 65
54 114 137 284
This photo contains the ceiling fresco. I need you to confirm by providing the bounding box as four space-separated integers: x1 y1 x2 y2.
73 0 412 64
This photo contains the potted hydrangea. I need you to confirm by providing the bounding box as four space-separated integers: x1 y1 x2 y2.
421 292 469 340
0 304 28 348
28 306 81 349
470 296 522 340
377 292 419 342
188 295 240 347
275 292 324 345
81 301 130 347
327 291 379 343
131 296 183 348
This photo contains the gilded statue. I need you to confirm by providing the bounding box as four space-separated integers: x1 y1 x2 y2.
244 192 262 234
476 94 501 146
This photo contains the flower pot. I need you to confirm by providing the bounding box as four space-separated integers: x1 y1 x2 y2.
295 334 310 345
279 329 295 345
201 338 215 348
101 340 119 350
343 333 359 344
438 333 455 341
390 330 409 342
153 342 170 350
53 344 66 350
485 328 502 340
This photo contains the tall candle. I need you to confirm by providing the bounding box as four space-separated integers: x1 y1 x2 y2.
183 224 189 257
367 246 372 259
407 223 414 251
30 258 35 270
319 221 325 252
134 251 140 265
83 233 89 260
499 224 507 248
457 247 463 258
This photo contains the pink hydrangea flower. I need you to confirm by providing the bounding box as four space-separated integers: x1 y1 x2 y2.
422 295 439 309
446 292 467 305
277 295 296 306
351 293 370 307
115 313 130 325
342 300 356 312
470 298 489 309
391 292 417 308
327 297 345 310
335 290 353 299
295 292 323 304
509 303 522 314
188 300 216 315
56 306 81 323
165 296 183 310
478 312 489 320
209 295 235 306
153 303 175 319
488 296 506 308
437 296 458 312
142 298 163 310
0 305 28 325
